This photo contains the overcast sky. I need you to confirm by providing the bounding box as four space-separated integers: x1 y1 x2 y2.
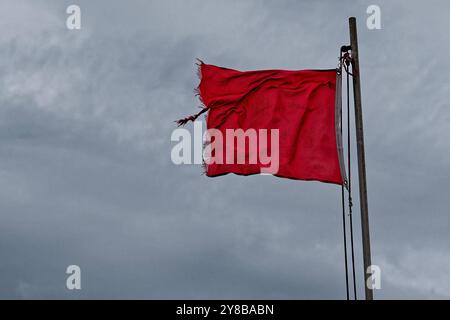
0 0 449 299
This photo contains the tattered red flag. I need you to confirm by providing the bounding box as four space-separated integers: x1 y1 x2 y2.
178 61 345 185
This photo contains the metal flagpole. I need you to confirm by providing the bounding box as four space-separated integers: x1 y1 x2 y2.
348 17 373 300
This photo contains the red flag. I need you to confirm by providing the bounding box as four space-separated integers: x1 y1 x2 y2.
180 62 344 185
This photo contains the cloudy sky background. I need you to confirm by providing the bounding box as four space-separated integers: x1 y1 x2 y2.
0 0 449 299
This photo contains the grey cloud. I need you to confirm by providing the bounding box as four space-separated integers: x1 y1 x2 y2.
0 0 449 299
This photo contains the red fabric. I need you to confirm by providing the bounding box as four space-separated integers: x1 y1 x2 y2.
198 63 343 185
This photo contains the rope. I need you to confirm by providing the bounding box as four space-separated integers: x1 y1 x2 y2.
175 107 208 126
344 52 358 300
341 177 350 300
338 56 350 300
